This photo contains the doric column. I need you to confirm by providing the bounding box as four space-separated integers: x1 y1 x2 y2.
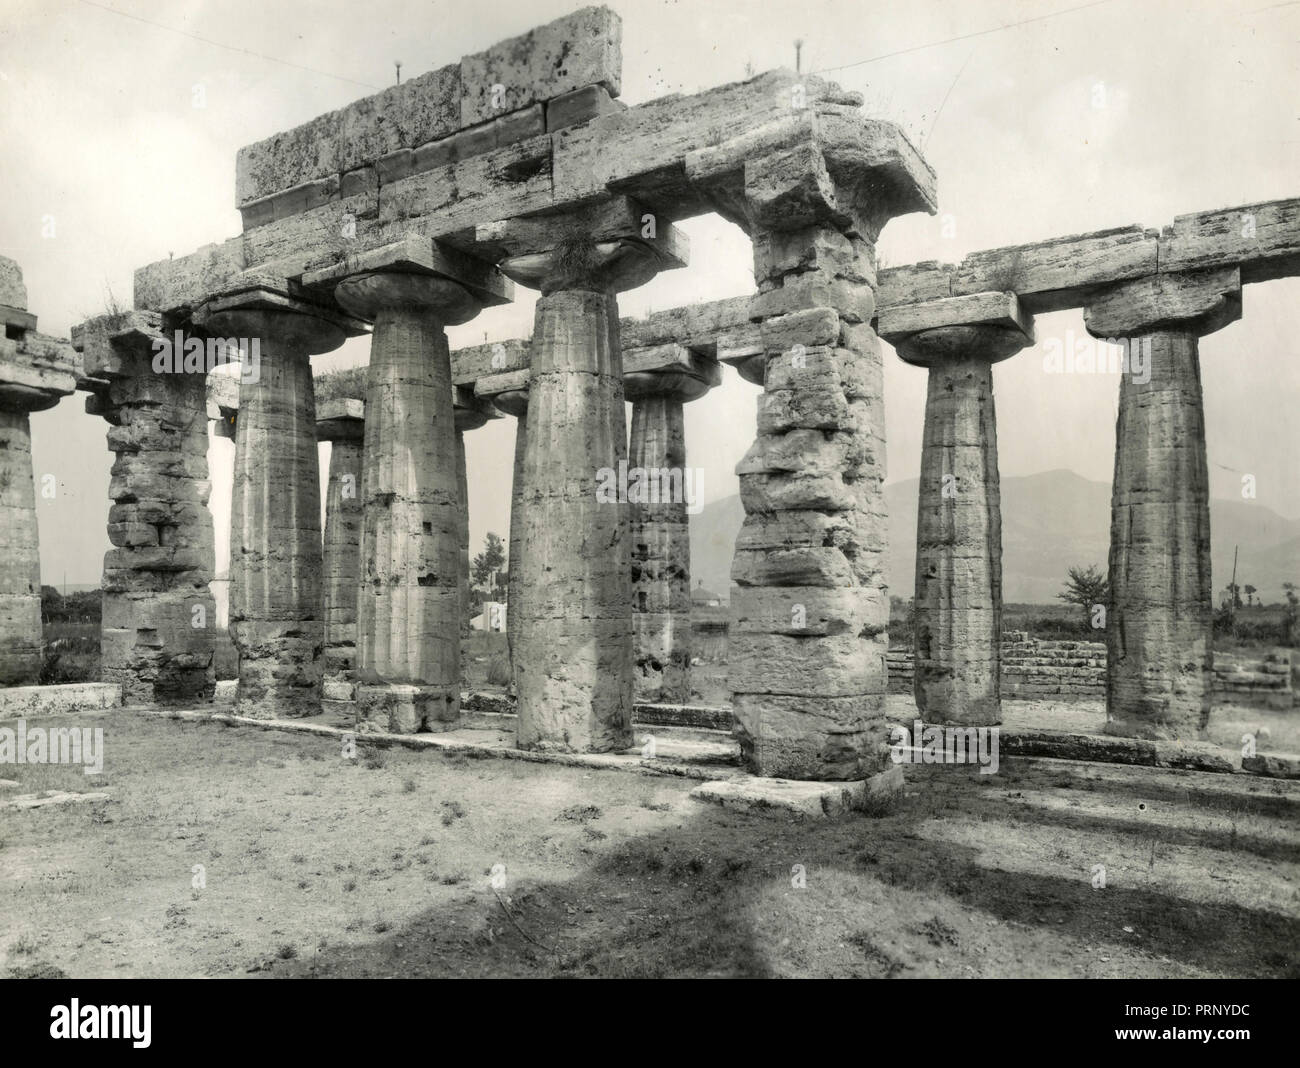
483 197 687 752
452 386 498 628
700 114 935 780
483 374 530 681
623 348 720 703
1 265 73 684
72 311 215 704
193 285 359 719
879 293 1034 726
317 399 365 687
322 241 508 733
1083 267 1241 740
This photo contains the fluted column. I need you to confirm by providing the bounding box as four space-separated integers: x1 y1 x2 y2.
318 400 365 687
0 404 46 684
491 198 687 752
1084 267 1241 740
624 356 718 704
453 388 495 629
491 384 529 682
194 289 353 718
881 293 1033 727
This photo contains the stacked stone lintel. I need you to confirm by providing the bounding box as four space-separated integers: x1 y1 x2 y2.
72 311 216 704
1083 267 1241 741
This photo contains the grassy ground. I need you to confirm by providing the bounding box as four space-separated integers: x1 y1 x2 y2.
2 712 1296 979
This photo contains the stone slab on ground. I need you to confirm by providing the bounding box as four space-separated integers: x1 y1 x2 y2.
1242 752 1300 780
461 690 734 731
125 705 742 783
0 683 121 720
689 765 904 818
7 789 111 810
997 727 1237 773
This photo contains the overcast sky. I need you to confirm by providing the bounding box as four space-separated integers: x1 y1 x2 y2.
2 0 1297 586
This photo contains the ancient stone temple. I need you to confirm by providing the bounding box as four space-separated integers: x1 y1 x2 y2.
0 257 74 685
39 6 1295 788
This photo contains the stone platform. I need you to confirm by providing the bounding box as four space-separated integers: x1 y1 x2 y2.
0 682 121 720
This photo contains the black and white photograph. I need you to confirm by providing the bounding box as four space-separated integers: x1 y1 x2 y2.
0 0 1295 1032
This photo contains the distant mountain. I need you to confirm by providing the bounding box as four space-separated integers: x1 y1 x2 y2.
690 470 1300 606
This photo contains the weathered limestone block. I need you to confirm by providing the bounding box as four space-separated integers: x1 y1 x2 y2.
1083 268 1241 740
492 198 686 752
70 311 216 704
193 288 358 718
880 295 1033 727
317 399 364 684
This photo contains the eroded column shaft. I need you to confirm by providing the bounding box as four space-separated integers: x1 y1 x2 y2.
0 407 42 684
515 290 632 751
506 408 527 675
322 438 363 683
1107 329 1212 737
913 356 1001 725
355 305 460 731
230 344 323 717
629 394 691 703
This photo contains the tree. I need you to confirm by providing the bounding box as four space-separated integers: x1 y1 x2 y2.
1057 564 1108 627
471 532 506 591
1244 584 1256 607
1284 582 1298 647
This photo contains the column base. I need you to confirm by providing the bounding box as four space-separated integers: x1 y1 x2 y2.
356 683 460 734
232 620 322 719
731 692 890 781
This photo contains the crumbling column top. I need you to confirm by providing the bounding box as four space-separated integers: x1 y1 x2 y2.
878 291 1034 367
1083 266 1242 339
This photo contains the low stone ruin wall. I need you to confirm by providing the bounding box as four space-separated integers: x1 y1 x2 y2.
886 633 1295 707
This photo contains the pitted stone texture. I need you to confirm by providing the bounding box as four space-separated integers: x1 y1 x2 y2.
1104 329 1213 740
0 409 42 684
455 429 470 631
514 289 632 753
344 277 466 732
909 344 1013 727
217 311 334 719
73 317 217 705
0 256 27 309
501 392 528 682
728 220 890 781
322 438 363 681
629 394 690 703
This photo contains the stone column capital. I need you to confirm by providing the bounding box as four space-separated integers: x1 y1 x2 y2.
622 345 722 403
302 235 511 326
1083 266 1241 339
878 291 1034 367
192 286 363 357
480 196 688 295
453 385 499 432
316 397 365 443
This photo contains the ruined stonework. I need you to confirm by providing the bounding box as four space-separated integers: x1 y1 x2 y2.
73 313 216 704
1085 268 1241 740
318 399 365 684
627 394 691 703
